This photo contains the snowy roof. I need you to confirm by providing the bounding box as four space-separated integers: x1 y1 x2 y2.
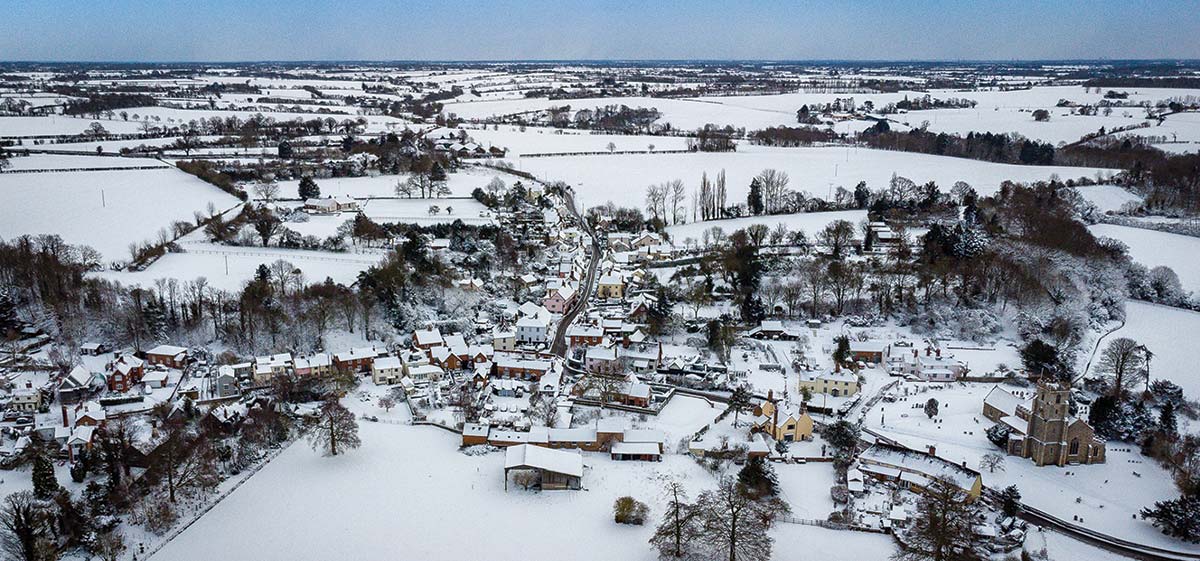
505 444 583 478
984 386 1028 418
612 442 662 456
597 417 629 434
335 347 378 361
146 344 188 356
623 428 666 444
848 340 888 354
463 423 489 438
859 445 980 491
374 356 403 371
414 328 444 347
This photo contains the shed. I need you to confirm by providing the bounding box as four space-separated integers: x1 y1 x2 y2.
504 444 583 491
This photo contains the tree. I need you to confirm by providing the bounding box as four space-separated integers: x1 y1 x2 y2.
1032 109 1051 122
92 530 126 561
1097 337 1147 399
252 181 280 202
149 421 219 502
736 456 779 499
30 441 58 500
818 220 855 259
650 478 701 559
298 176 320 199
531 392 560 428
896 477 981 561
824 420 860 473
998 485 1022 518
1142 495 1200 543
308 397 361 456
0 491 55 561
924 397 939 419
747 178 764 215
694 477 789 561
728 386 752 426
394 177 416 198
832 335 850 366
607 141 617 153
378 396 396 413
614 496 649 525
980 452 1005 473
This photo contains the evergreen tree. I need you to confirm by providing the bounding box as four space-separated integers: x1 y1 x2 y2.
999 485 1022 517
736 456 779 499
277 140 293 159
853 181 871 209
727 386 752 426
747 178 764 215
1160 402 1179 437
31 441 59 500
429 161 447 182
298 176 320 199
1142 495 1200 543
0 288 17 334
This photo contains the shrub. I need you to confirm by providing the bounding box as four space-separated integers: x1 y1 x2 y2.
613 496 649 525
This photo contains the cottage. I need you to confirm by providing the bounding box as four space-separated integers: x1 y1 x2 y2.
847 340 889 364
857 444 983 501
493 327 517 352
334 346 380 374
596 273 625 299
107 355 145 392
413 327 444 350
145 344 189 369
543 285 577 314
372 356 404 385
753 396 814 442
566 324 604 347
293 353 333 377
11 389 41 413
798 369 861 397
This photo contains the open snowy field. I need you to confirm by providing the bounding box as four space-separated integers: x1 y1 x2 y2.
1073 184 1142 213
515 145 1112 210
0 115 146 136
2 153 168 170
0 166 241 261
151 417 882 561
361 197 493 226
666 209 867 243
866 381 1195 552
469 125 691 155
1090 301 1200 399
1088 224 1200 294
94 241 382 292
274 167 505 200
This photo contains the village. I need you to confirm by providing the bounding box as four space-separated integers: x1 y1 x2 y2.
2 54 1200 561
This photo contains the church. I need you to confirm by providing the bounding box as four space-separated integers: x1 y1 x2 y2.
982 381 1106 466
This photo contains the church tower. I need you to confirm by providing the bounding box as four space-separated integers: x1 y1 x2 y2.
1027 381 1070 466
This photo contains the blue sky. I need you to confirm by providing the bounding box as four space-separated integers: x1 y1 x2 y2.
1 0 1198 62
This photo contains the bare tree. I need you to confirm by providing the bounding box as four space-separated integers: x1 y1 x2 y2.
895 477 981 561
694 477 789 561
980 452 1006 473
0 491 54 561
1097 337 1147 399
379 396 397 413
149 421 220 503
669 179 687 225
650 477 701 559
252 181 280 203
308 397 361 456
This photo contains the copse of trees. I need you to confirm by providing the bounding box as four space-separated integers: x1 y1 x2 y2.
859 121 1056 165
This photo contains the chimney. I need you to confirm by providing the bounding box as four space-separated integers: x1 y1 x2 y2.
925 347 931 356
25 380 32 389
936 349 942 358
834 362 841 373
927 444 936 456
61 404 69 428
912 349 918 358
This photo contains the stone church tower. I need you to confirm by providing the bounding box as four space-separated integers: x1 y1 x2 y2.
1026 382 1070 466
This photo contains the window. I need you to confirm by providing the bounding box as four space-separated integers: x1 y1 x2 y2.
1069 438 1079 455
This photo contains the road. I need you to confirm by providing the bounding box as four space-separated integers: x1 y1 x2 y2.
550 186 600 357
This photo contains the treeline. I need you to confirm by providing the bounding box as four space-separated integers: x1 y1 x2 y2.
62 93 158 117
859 121 1057 165
749 126 837 147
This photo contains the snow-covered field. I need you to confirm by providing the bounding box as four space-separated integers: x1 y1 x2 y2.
1073 184 1142 213
0 166 241 261
666 209 867 243
2 153 168 170
1088 224 1200 293
94 241 382 292
152 415 878 561
0 115 145 136
469 125 691 155
274 168 505 199
1091 300 1200 398
516 145 1112 210
866 381 1195 552
361 198 493 226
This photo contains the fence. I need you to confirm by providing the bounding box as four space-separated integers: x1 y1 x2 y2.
0 165 170 174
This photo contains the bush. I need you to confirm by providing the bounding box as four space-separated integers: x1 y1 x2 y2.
613 496 649 525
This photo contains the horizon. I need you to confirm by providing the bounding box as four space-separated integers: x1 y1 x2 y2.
3 0 1200 62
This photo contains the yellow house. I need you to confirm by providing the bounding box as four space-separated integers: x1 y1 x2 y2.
596 273 625 299
798 369 861 397
752 398 813 442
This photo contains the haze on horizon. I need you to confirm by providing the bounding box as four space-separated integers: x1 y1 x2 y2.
2 0 1199 63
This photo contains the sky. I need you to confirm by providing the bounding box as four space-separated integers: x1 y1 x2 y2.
1 0 1199 62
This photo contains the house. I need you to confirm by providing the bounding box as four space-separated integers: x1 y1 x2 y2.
334 347 380 374
596 274 625 299
413 327 444 350
58 365 102 403
982 383 1105 466
494 352 552 381
748 320 802 341
543 285 577 314
293 353 333 377
107 355 145 392
752 395 813 442
142 371 169 389
10 388 41 413
214 367 240 398
406 364 444 385
857 444 983 501
462 423 490 447
493 327 517 352
333 195 359 212
253 353 292 385
798 369 861 397
303 197 339 214
79 342 108 356
847 340 889 364
372 356 404 385
516 314 550 346
614 380 652 408
611 441 663 462
584 345 623 376
504 444 583 491
566 324 604 347
145 344 189 369
74 401 107 427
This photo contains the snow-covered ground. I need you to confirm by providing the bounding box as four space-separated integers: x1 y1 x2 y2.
274 168 505 199
666 209 867 243
0 115 146 136
361 198 493 226
0 166 241 261
469 125 691 155
152 416 872 561
2 153 168 170
514 145 1113 210
866 381 1196 552
1088 223 1200 293
1090 300 1200 398
1073 184 1142 213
